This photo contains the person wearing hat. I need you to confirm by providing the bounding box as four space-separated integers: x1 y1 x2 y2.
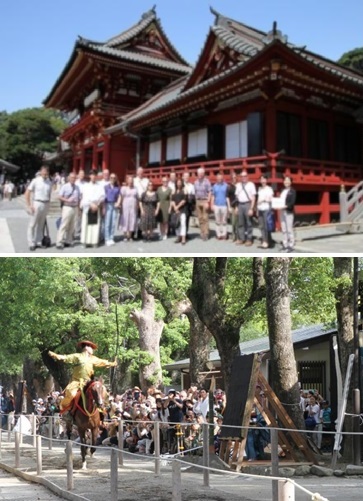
48 340 117 415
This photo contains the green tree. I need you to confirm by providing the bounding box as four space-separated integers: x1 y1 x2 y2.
0 107 66 179
338 47 363 72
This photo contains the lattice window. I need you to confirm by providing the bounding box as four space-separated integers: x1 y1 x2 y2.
298 360 326 398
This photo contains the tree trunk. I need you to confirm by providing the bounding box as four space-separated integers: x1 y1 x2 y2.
333 257 354 461
265 257 304 429
130 287 164 390
100 282 110 311
188 258 241 393
170 298 212 387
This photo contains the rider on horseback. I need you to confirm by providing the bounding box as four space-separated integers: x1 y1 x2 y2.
48 340 116 418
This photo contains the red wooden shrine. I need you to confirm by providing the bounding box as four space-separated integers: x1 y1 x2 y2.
46 7 363 224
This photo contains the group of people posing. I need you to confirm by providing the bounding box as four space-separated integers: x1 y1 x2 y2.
24 165 297 251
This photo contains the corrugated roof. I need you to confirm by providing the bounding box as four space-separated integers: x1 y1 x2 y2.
164 324 336 370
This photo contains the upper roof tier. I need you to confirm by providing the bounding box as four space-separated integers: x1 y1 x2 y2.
44 7 192 108
105 7 363 131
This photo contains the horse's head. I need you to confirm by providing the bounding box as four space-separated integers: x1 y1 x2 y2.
86 379 105 409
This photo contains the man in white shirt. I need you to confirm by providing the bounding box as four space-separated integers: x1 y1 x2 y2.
25 166 52 251
80 170 105 246
74 169 87 239
235 170 256 246
133 167 149 239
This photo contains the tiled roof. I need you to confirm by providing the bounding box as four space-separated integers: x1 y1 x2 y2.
104 6 189 66
164 324 336 370
0 158 20 173
82 41 192 74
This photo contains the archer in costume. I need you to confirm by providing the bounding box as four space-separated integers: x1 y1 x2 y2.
48 340 116 414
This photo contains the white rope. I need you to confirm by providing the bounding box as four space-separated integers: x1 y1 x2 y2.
345 412 363 425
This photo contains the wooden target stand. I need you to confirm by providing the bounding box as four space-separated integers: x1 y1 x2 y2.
218 354 318 470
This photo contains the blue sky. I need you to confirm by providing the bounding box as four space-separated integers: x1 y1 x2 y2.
1 0 362 113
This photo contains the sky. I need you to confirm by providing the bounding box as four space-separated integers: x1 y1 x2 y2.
0 0 362 113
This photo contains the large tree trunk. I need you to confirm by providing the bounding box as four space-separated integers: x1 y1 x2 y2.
265 257 304 429
188 258 241 393
130 287 164 390
333 257 354 461
170 298 212 387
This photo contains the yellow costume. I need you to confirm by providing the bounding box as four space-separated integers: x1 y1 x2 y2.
49 340 116 412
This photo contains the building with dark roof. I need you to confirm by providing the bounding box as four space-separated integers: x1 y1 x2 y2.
44 7 192 175
165 323 339 417
45 7 363 224
106 8 363 224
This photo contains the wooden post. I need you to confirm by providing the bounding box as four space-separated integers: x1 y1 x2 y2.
332 354 354 469
353 389 361 465
203 423 209 487
278 480 295 500
154 420 161 476
36 435 42 475
172 460 182 501
271 427 279 501
19 415 23 445
118 419 123 466
66 440 74 491
7 414 11 441
15 431 20 468
32 414 37 447
48 416 53 450
110 447 118 501
339 185 348 222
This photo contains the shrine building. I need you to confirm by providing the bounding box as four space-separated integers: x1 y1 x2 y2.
45 7 363 224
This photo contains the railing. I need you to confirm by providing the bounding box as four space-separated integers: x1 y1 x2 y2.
340 180 363 222
133 154 361 188
3 412 357 501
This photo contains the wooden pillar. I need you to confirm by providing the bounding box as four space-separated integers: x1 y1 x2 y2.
72 154 78 173
102 136 110 171
181 129 188 165
301 107 308 158
92 142 98 170
265 100 276 153
161 135 167 165
319 190 330 224
80 147 86 171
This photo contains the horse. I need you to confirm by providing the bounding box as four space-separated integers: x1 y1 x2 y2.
66 378 106 469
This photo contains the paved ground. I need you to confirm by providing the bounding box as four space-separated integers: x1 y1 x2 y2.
0 196 362 254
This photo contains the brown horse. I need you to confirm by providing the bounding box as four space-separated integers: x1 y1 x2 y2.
66 379 105 469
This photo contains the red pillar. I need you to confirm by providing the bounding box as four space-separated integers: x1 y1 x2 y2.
319 191 330 224
80 147 86 171
102 136 110 170
92 142 98 170
265 100 276 153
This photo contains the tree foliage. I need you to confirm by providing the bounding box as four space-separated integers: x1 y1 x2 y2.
337 47 363 73
0 107 66 179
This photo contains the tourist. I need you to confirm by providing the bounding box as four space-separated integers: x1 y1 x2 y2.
139 181 160 241
25 165 52 251
120 175 138 241
211 173 230 240
227 172 238 241
104 174 121 246
182 171 195 235
56 172 81 249
170 178 188 245
168 171 177 194
74 169 87 239
194 167 212 241
235 170 256 246
279 176 296 252
256 174 274 249
156 176 172 240
80 169 105 247
133 167 149 239
98 169 111 188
